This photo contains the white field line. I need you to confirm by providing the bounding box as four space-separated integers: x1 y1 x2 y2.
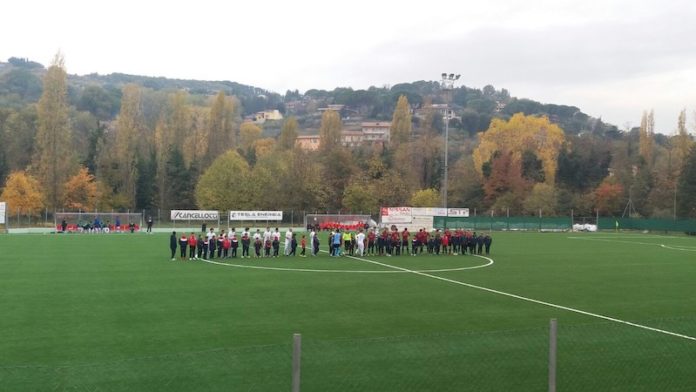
568 236 696 251
342 254 696 342
200 254 493 273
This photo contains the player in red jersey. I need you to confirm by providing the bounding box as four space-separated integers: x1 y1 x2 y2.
390 229 400 256
401 228 410 256
367 229 376 256
188 232 197 260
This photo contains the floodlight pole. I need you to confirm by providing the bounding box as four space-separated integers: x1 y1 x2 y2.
440 73 460 210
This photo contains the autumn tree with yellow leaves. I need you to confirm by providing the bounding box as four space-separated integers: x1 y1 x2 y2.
62 167 101 211
389 95 412 147
473 113 565 185
0 171 44 216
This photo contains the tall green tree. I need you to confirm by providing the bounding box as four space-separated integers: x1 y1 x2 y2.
33 53 75 209
342 183 378 213
638 110 654 166
239 121 262 151
206 91 239 165
673 109 693 176
3 107 37 172
165 147 194 209
135 150 157 210
195 150 251 210
114 84 144 207
389 95 411 146
677 145 696 218
410 188 440 207
0 128 7 187
278 116 299 150
319 110 342 154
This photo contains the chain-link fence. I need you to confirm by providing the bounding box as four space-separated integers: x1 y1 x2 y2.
5 208 696 234
3 319 695 391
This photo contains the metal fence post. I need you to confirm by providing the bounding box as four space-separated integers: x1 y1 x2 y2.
549 318 557 392
292 333 302 392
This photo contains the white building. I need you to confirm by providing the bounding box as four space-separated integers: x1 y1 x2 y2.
254 109 284 124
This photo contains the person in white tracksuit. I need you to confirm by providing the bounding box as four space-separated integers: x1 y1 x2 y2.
309 229 317 256
284 228 293 256
356 229 366 257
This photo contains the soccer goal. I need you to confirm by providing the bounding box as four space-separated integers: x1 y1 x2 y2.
304 214 374 231
54 212 143 233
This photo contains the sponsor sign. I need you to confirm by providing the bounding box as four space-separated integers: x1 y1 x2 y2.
229 211 283 221
170 210 219 221
411 215 434 231
447 208 470 217
411 207 448 217
380 207 412 224
0 202 5 224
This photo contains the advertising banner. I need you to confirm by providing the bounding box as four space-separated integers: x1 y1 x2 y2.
170 210 219 221
380 207 412 224
411 215 435 231
411 207 448 217
0 202 5 224
447 208 470 217
229 211 283 221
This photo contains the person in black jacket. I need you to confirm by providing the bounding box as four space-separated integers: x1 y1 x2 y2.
170 232 178 261
476 235 484 255
484 235 493 255
197 235 205 259
179 233 188 260
208 235 216 260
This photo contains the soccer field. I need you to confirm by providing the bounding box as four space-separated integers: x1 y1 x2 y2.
1 231 696 391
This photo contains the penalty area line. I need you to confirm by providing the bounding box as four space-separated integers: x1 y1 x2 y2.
344 254 696 342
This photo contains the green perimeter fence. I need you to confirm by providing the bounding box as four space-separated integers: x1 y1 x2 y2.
2 318 695 391
434 216 696 233
5 209 696 234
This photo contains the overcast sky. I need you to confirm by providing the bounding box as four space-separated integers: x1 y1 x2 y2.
2 0 695 133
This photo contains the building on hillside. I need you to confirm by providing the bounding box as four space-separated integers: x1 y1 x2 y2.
361 121 390 143
296 121 392 150
254 109 283 124
296 135 320 151
341 130 364 147
415 104 458 121
318 104 345 113
285 100 305 113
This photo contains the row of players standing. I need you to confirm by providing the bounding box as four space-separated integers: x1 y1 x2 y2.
328 227 492 257
169 227 320 261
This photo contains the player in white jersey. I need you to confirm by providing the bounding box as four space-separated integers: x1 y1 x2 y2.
356 229 366 256
253 229 263 258
309 229 316 256
284 228 293 256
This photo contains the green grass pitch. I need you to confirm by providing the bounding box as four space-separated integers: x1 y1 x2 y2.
1 231 696 391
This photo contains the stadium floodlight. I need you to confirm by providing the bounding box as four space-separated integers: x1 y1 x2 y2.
439 72 460 210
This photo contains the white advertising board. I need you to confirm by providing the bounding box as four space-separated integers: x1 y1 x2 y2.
229 211 283 221
411 207 448 217
447 208 470 217
410 215 435 231
380 207 412 224
0 202 5 224
170 210 219 221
